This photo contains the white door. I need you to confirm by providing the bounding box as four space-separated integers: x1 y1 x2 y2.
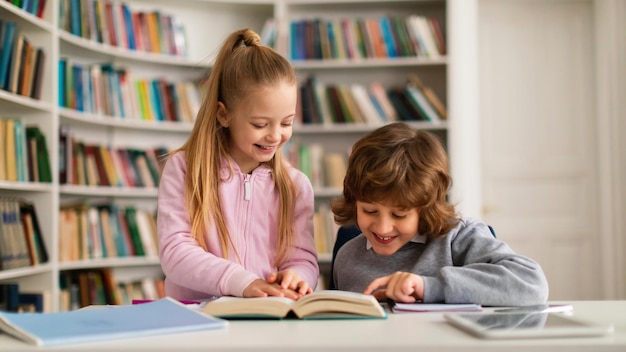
478 0 602 299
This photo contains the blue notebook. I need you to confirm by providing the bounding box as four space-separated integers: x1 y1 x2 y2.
0 297 227 346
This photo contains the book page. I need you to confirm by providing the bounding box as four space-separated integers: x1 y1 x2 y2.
203 296 295 318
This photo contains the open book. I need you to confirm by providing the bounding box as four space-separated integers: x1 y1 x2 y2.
202 290 387 319
0 297 227 346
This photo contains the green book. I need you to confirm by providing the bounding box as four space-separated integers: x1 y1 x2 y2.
124 207 145 256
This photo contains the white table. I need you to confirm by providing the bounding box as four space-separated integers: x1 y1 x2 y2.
0 301 624 351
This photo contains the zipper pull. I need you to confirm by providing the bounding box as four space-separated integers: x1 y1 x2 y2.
244 174 251 201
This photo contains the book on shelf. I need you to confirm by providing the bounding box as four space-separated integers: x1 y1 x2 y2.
9 0 47 19
407 73 447 120
323 152 347 188
59 1 186 56
369 82 397 122
5 31 44 99
58 203 158 261
327 20 345 60
313 204 336 255
350 84 384 125
0 120 6 180
14 120 28 182
18 291 52 313
3 118 18 181
24 126 52 183
317 19 332 60
203 290 387 320
6 33 24 94
58 269 164 309
0 297 227 347
0 283 20 312
313 210 329 255
18 39 35 97
404 83 442 122
288 15 444 61
19 201 49 265
0 197 32 270
387 87 422 121
29 48 46 99
0 21 17 90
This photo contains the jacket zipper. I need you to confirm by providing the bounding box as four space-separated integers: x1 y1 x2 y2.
244 174 251 201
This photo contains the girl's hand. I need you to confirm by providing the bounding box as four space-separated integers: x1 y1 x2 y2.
242 279 300 300
267 269 312 297
363 271 424 303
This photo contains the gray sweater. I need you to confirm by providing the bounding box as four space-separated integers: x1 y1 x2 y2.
333 218 549 306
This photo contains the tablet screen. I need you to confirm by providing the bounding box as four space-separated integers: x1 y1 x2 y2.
444 312 614 339
458 312 584 330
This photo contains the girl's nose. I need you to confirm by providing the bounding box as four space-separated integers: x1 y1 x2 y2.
267 126 281 142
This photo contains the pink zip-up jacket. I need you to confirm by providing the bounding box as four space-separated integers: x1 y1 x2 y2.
157 152 319 300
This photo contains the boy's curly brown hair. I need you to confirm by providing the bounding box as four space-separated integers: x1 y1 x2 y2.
331 122 459 238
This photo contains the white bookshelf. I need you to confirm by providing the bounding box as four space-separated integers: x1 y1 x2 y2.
0 0 481 308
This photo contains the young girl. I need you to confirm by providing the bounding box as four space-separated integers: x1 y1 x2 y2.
331 122 549 306
157 28 318 301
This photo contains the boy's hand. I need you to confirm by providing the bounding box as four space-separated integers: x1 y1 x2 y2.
363 271 424 303
267 269 312 297
242 279 300 300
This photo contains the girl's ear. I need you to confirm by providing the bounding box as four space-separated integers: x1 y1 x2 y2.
216 101 229 127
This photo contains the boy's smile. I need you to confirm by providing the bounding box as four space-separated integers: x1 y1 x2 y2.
356 201 420 256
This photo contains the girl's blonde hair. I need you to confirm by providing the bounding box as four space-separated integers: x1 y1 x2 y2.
331 122 459 238
175 28 298 266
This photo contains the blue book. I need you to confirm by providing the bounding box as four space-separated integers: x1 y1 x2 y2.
28 0 40 16
18 293 45 313
69 0 82 36
0 21 17 90
0 297 227 346
379 16 398 58
121 4 136 50
13 120 27 182
57 59 67 107
0 283 20 312
21 0 32 13
72 65 84 111
149 80 163 121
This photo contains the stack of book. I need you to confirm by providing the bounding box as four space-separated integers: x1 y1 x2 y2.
0 20 47 99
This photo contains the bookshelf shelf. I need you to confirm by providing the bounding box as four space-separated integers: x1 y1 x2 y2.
59 185 158 198
295 121 447 134
58 31 210 68
59 108 194 132
317 253 332 263
0 264 53 281
313 187 342 198
58 257 161 271
0 91 52 112
0 1 52 32
292 56 447 70
0 181 53 192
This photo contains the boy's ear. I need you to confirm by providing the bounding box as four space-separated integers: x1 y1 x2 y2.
216 102 229 127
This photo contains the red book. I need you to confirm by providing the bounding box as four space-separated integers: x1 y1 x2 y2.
104 0 118 47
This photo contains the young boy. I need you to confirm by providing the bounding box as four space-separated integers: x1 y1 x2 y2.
331 122 549 306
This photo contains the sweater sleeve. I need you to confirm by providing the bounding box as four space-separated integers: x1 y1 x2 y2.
422 219 549 306
277 169 319 289
157 153 259 299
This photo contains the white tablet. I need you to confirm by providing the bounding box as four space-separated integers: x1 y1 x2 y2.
444 312 614 339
